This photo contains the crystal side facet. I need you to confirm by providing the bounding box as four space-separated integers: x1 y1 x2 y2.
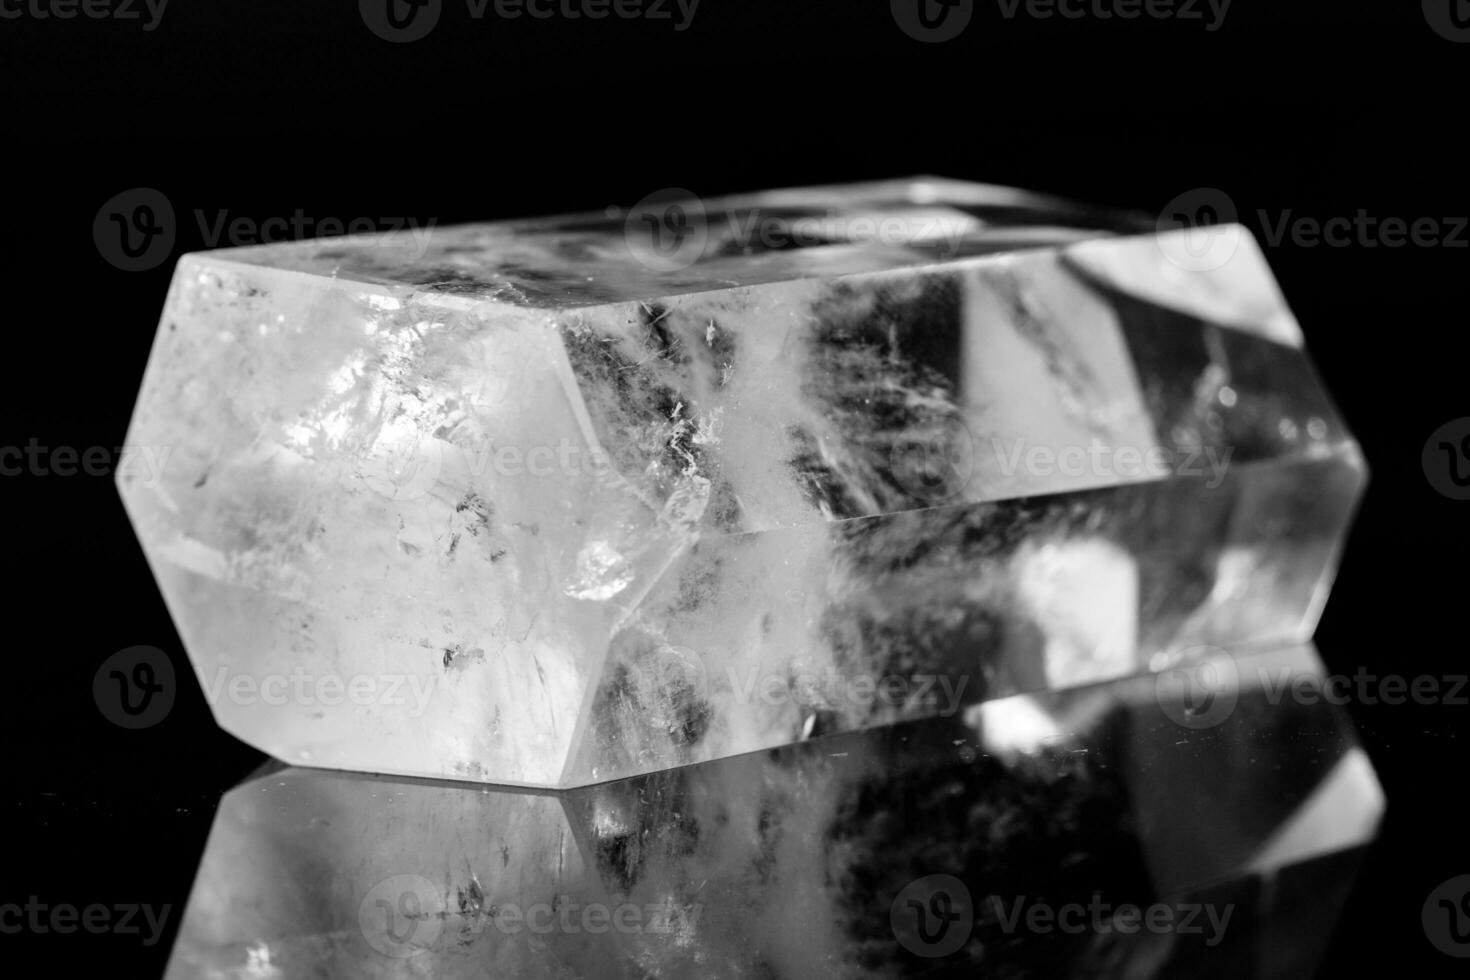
565 453 1362 784
118 178 1365 787
164 643 1382 979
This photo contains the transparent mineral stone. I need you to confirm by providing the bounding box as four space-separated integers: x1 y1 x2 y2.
118 178 1364 786
164 642 1382 979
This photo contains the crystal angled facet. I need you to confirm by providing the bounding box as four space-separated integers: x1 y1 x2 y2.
118 177 1365 787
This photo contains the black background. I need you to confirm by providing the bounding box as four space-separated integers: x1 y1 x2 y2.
3 1 1466 975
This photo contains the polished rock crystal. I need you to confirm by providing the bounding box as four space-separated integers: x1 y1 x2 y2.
118 178 1365 786
164 642 1382 979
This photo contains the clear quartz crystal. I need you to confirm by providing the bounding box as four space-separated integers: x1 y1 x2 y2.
119 178 1365 787
164 642 1382 979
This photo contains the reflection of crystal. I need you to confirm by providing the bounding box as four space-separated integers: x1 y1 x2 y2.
119 178 1364 786
165 643 1381 979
